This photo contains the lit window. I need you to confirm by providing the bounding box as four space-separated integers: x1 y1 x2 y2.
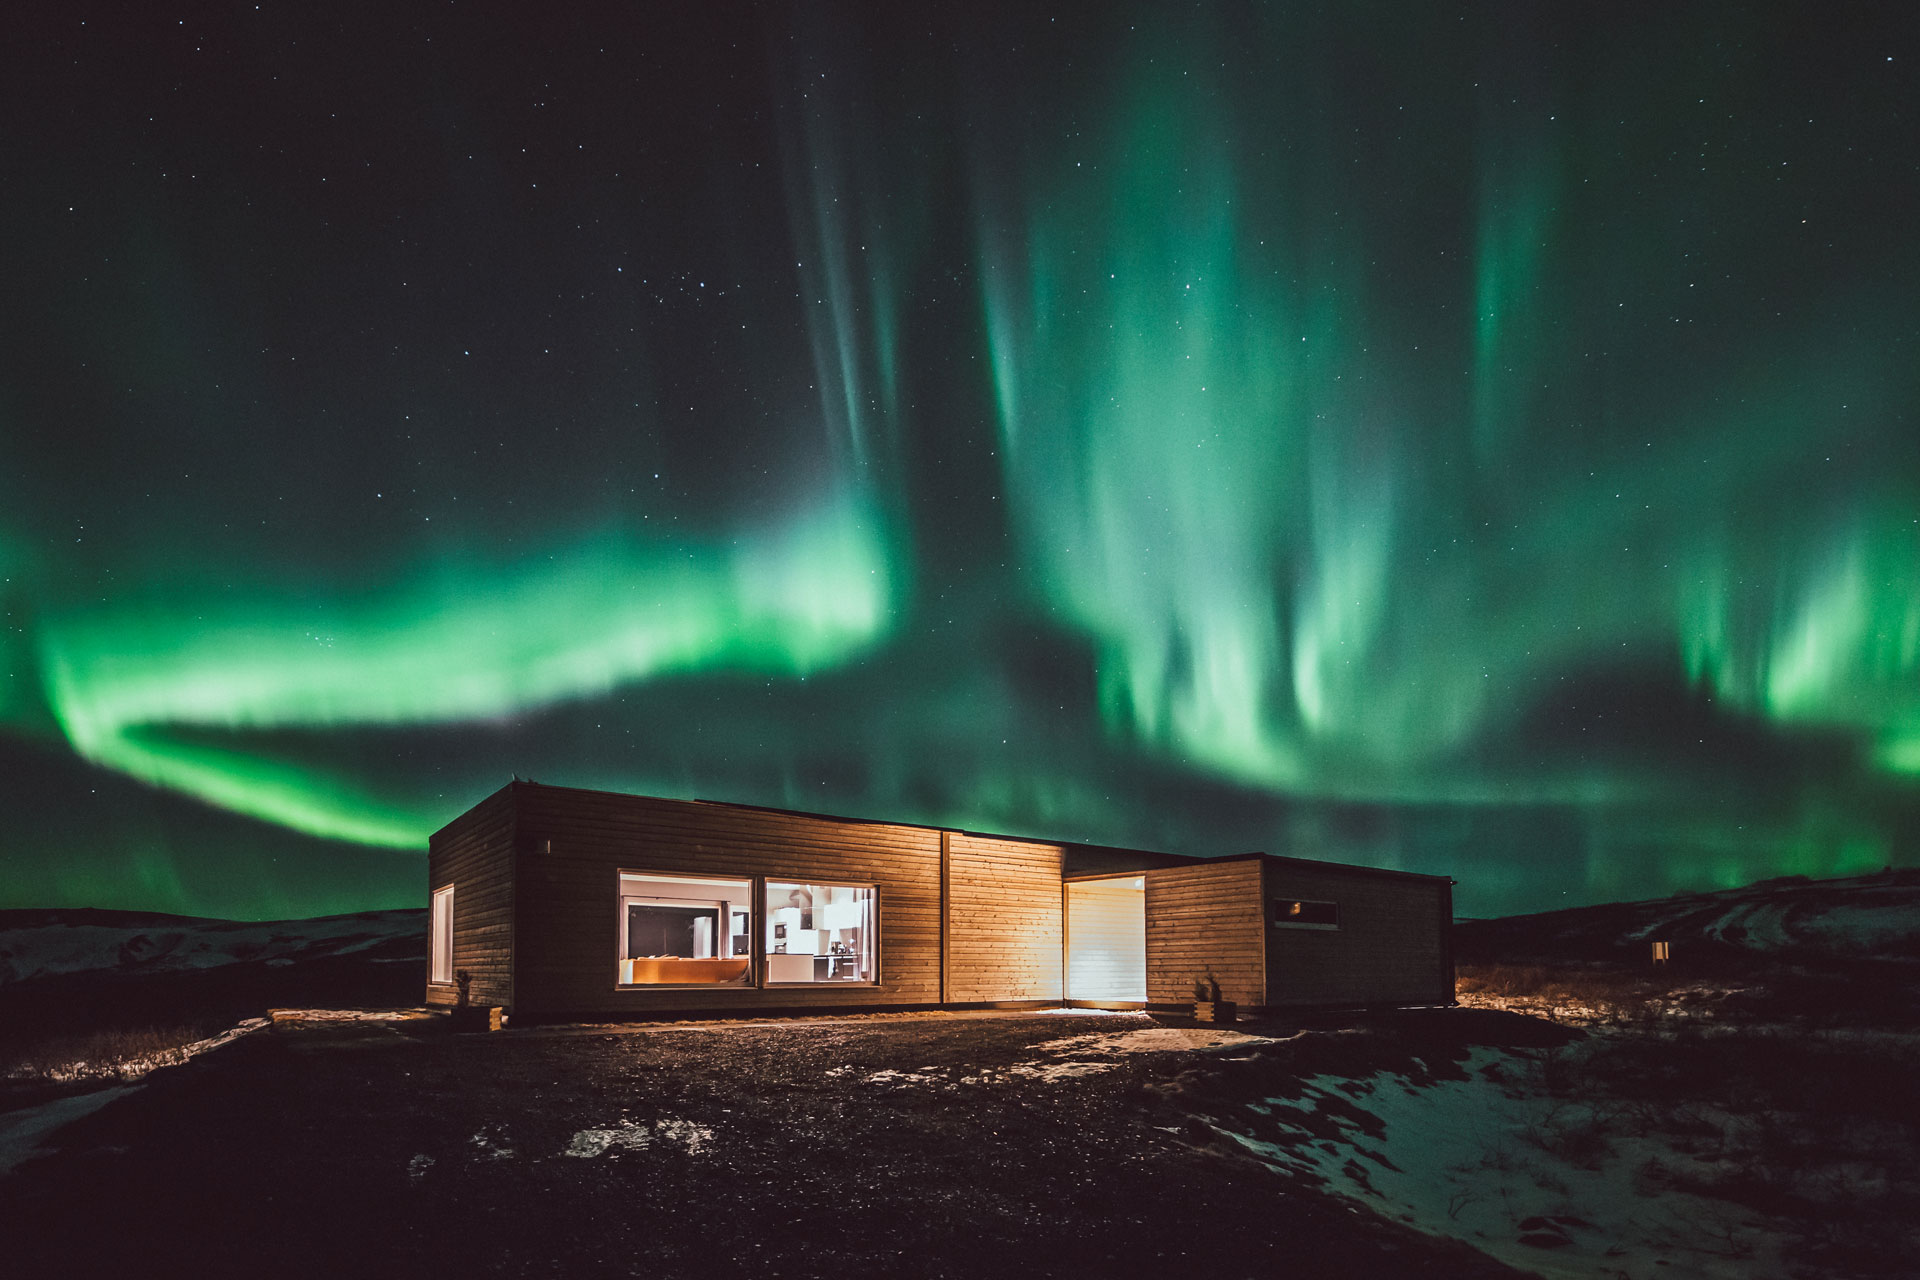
765 881 874 983
1271 898 1338 929
430 884 454 984
618 872 752 986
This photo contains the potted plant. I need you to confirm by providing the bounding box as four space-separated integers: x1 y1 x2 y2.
1192 973 1236 1023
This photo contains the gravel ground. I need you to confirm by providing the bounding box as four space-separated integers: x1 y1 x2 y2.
0 1008 1535 1278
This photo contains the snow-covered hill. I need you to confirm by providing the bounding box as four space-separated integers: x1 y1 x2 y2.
0 907 424 986
1454 868 1920 963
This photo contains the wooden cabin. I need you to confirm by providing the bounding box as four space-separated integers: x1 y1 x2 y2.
425 781 1455 1021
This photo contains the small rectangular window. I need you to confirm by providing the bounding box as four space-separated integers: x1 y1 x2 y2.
430 884 455 984
766 881 875 983
1271 898 1338 929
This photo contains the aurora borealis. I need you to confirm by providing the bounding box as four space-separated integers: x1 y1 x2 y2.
3 4 1915 919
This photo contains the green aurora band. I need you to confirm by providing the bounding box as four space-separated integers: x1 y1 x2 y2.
1 5 1915 916
35 497 891 845
978 23 1920 816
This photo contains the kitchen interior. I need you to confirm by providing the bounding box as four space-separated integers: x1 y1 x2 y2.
766 881 873 983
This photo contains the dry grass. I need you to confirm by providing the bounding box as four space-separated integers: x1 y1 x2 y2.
1459 954 1920 1032
1454 961 1677 1021
2 1024 214 1082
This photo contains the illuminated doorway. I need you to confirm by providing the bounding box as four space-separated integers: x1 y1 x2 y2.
1065 876 1146 1003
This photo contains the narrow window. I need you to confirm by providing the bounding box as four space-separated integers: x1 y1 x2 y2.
618 872 753 986
430 884 455 984
765 881 875 983
1271 898 1339 929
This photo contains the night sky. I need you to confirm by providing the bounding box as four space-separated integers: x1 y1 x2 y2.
4 4 1916 920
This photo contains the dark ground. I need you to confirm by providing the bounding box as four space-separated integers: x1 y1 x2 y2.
0 1008 1545 1279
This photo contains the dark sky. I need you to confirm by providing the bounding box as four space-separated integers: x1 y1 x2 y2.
3 3 1916 920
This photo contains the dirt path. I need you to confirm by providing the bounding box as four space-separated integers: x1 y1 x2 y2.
0 1009 1529 1278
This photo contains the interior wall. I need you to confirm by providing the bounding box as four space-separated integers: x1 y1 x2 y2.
619 872 751 908
1065 877 1145 1002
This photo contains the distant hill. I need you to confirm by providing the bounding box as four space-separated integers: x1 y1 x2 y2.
0 907 424 986
0 908 426 1039
1454 868 1920 965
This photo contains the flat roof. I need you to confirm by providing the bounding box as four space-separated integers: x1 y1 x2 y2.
687 794 1193 869
444 779 1448 886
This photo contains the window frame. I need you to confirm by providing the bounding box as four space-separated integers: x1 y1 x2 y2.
613 869 757 991
1270 897 1340 931
429 883 455 986
761 878 881 988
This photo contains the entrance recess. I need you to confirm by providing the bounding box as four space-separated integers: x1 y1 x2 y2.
1064 876 1146 1003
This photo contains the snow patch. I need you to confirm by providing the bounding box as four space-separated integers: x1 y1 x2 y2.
1603 876 1920 955
862 1068 943 1087
1035 1027 1276 1056
0 1086 138 1176
563 1118 713 1158
469 1127 513 1160
1224 1047 1794 1280
1701 902 1793 948
858 1025 1277 1090
1006 1061 1119 1081
1796 901 1920 950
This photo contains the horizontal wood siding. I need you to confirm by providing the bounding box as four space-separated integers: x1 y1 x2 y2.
1065 878 1145 1001
511 786 941 1017
425 785 516 1009
1264 860 1453 1008
945 834 1064 1002
428 782 1455 1019
1144 860 1264 1007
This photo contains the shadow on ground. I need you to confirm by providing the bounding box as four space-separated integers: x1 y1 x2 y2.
0 1008 1531 1278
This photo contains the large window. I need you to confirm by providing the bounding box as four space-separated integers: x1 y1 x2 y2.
430 884 454 985
765 881 874 983
617 872 752 986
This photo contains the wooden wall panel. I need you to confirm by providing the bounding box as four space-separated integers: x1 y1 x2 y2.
1144 860 1265 1007
425 785 517 1009
1263 859 1454 1008
1065 878 1145 1001
510 785 942 1017
944 833 1064 1003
